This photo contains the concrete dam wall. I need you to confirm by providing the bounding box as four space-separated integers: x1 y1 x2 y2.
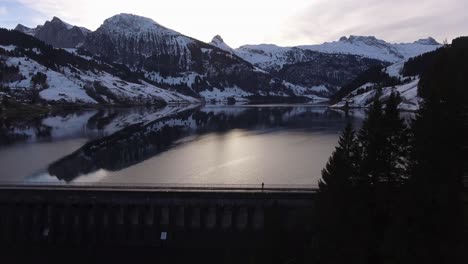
0 187 316 249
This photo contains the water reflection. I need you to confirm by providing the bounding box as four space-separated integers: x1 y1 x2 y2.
0 105 370 186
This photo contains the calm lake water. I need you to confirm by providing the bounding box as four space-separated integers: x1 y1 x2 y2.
0 105 369 187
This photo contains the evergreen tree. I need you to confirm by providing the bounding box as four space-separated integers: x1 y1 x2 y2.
357 90 385 186
402 37 468 264
319 122 358 193
382 91 409 185
316 122 365 264
357 91 409 186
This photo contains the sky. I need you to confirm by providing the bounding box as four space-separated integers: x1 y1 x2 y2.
0 0 466 48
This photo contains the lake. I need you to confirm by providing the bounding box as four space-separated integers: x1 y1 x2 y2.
0 105 368 188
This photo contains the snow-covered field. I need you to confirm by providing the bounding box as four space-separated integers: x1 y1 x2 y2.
385 61 405 78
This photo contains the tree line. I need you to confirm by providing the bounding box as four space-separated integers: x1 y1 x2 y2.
314 37 467 264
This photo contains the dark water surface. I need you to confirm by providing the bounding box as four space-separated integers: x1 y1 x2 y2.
0 105 369 187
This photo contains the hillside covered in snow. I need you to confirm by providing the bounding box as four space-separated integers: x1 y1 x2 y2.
215 35 440 96
4 14 336 104
0 29 198 106
235 36 440 69
1 14 443 107
329 44 445 111
331 78 421 111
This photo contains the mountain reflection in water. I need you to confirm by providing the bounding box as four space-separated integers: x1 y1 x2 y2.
0 105 370 186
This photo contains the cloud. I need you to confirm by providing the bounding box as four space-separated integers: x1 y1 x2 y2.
7 0 468 46
283 0 468 44
14 0 312 47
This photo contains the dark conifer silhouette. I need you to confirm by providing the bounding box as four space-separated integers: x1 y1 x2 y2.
316 122 365 264
382 91 409 185
405 37 467 264
319 122 358 192
316 36 467 264
357 90 385 186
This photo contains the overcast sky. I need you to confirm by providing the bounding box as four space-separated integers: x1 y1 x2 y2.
0 0 466 47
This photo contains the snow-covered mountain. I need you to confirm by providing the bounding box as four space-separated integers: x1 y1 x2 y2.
276 54 386 95
236 36 441 71
15 17 91 48
235 44 311 72
3 15 326 105
81 14 312 101
233 42 387 95
83 14 194 69
6 14 442 105
328 37 454 112
230 35 440 97
413 37 440 45
209 35 235 53
298 36 440 63
14 24 40 36
330 57 425 111
0 29 198 105
331 78 421 111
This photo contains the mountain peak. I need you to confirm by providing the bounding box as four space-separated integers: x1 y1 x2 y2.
14 24 39 36
211 35 224 44
210 35 234 53
15 24 31 31
45 16 74 30
51 16 62 22
414 37 440 45
30 16 89 48
336 35 389 47
348 35 380 43
100 13 170 35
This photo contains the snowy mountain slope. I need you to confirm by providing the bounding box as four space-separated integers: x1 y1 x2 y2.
277 54 386 95
6 15 441 104
0 29 200 106
235 44 311 72
234 43 388 95
298 36 441 63
2 53 198 105
331 78 421 111
329 52 428 111
81 14 303 100
385 61 405 78
281 81 329 101
209 35 236 53
14 24 40 36
15 17 91 48
2 26 314 105
84 13 194 65
220 35 439 99
236 36 441 71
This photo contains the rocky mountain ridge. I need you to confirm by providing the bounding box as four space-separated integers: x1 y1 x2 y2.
15 17 90 48
6 14 442 105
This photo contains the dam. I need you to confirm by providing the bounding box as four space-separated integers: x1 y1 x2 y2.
0 184 316 249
